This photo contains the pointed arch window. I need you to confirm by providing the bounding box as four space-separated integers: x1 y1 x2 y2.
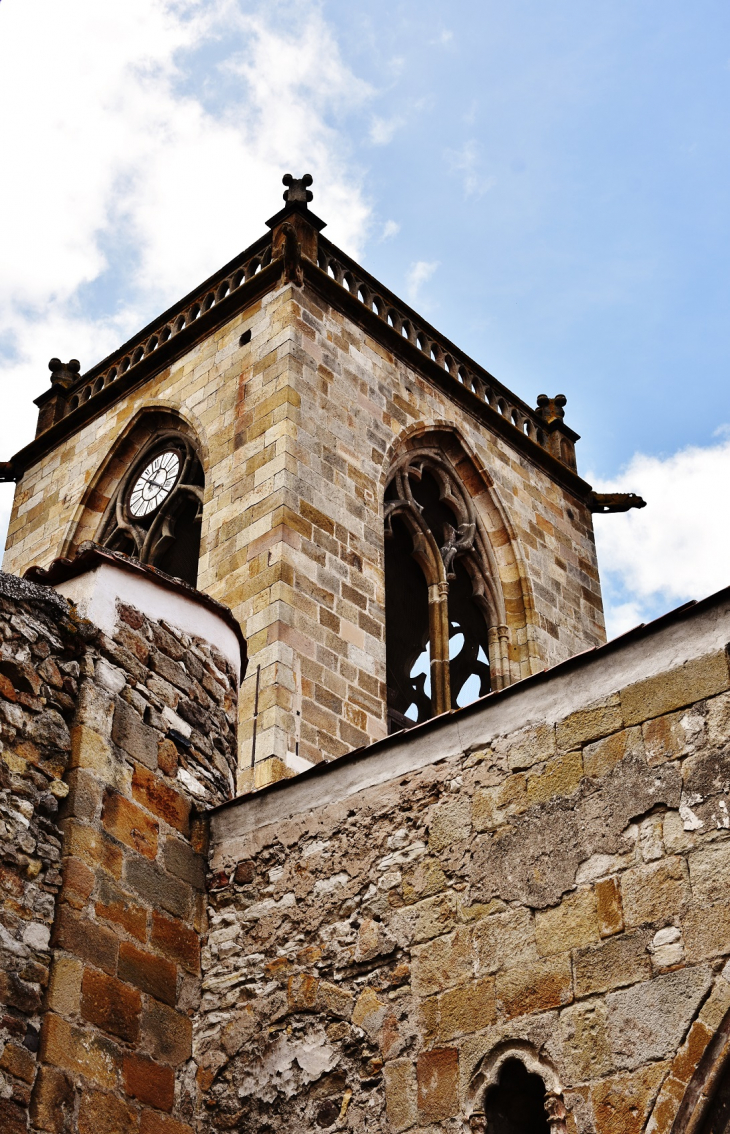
384 447 509 732
98 431 204 588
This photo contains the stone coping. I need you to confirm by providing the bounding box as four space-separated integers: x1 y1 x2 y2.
210 583 730 847
25 546 247 680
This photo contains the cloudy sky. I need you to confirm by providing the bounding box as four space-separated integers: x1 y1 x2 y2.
1 0 729 638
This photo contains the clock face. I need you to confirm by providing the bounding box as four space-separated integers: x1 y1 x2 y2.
129 451 180 517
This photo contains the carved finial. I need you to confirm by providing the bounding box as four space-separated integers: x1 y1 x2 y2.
282 173 313 205
536 393 567 425
48 358 80 391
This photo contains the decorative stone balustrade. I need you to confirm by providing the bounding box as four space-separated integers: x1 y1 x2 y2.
34 234 274 434
315 236 578 469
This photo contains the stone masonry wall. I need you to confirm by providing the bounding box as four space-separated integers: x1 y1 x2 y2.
201 605 730 1134
3 267 604 790
0 575 90 1134
0 572 239 1134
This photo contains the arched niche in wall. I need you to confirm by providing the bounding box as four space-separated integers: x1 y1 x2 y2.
382 427 531 732
63 408 205 588
465 1042 568 1133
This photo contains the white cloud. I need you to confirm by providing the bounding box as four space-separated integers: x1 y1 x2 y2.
445 140 496 198
591 431 730 638
406 260 439 302
380 220 401 241
369 115 405 146
0 0 372 463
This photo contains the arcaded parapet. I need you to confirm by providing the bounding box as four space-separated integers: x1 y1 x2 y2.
203 588 730 1134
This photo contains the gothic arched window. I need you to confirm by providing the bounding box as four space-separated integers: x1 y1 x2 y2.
98 430 204 588
384 447 503 732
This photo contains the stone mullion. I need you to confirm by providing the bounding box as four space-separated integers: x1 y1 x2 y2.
487 623 511 690
428 579 451 715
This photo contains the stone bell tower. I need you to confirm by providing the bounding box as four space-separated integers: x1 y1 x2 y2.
1 176 643 790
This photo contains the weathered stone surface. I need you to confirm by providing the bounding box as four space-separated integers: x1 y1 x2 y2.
416 1047 459 1122
590 1063 669 1134
102 788 159 860
574 930 652 998
527 749 584 805
688 839 730 905
560 998 612 1083
469 801 583 909
112 698 158 767
472 774 527 832
428 796 471 852
78 1088 138 1134
535 887 599 956
141 999 192 1065
595 877 624 937
384 1057 418 1132
682 901 730 963
620 857 691 927
29 1065 75 1133
605 966 711 1070
584 726 643 779
151 910 200 974
411 928 473 996
41 1012 120 1088
472 907 537 973
556 694 623 750
622 652 730 725
118 941 177 1006
80 968 142 1043
643 709 702 766
123 1053 175 1111
496 955 573 1018
437 978 496 1040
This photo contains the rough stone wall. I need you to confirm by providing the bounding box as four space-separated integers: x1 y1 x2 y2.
3 269 604 789
201 612 730 1134
0 575 89 1134
0 572 239 1134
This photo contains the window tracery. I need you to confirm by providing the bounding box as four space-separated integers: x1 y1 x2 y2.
384 446 507 732
98 430 204 588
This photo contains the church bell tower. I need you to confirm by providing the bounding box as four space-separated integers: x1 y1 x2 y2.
1 177 642 790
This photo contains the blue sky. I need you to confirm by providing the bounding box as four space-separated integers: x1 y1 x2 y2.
1 0 729 636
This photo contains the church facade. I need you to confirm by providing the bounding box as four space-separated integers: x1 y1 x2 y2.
1 179 727 1134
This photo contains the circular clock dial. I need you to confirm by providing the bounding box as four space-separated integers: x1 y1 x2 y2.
129 451 180 517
